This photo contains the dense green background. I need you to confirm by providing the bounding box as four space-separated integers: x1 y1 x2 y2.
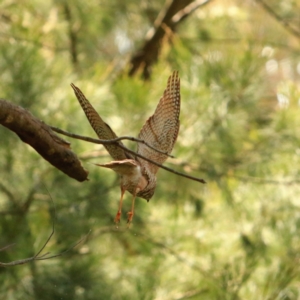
1 0 300 299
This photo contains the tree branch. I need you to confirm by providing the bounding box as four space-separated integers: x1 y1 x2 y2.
51 127 206 184
128 0 212 79
0 192 90 267
50 125 174 158
172 0 212 23
63 2 79 70
0 99 205 184
0 229 88 267
0 99 88 182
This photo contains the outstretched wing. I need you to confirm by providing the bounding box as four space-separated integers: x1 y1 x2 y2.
137 71 180 175
71 84 129 160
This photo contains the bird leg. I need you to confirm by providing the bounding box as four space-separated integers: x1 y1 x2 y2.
114 187 126 224
127 188 140 226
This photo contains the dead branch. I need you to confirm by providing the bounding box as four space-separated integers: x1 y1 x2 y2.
0 99 88 182
51 127 206 184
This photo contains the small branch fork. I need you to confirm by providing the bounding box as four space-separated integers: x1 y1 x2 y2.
50 126 174 158
0 192 90 267
0 233 87 267
50 126 206 184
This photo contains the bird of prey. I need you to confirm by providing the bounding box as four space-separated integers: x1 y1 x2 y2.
71 71 180 224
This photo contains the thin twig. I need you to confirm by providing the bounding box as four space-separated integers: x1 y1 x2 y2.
50 127 206 184
0 190 90 267
0 233 89 267
35 233 90 261
50 126 174 158
0 244 16 252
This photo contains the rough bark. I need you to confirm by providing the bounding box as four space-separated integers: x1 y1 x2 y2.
0 99 88 182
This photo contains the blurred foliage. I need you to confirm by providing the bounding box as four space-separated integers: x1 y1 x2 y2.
1 0 300 299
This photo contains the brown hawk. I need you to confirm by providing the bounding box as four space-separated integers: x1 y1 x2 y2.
71 71 180 224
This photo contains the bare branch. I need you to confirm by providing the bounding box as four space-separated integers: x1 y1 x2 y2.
0 191 90 267
0 244 15 252
0 233 89 267
51 127 206 184
50 125 174 158
0 99 88 182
